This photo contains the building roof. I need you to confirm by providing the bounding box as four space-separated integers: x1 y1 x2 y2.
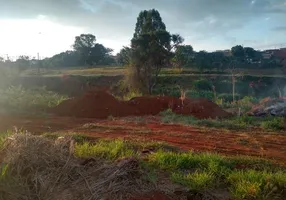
274 49 286 59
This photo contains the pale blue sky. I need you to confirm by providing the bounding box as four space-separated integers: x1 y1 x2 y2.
0 0 285 58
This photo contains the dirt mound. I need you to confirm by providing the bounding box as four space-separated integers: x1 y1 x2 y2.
51 90 231 119
175 98 232 119
51 90 135 118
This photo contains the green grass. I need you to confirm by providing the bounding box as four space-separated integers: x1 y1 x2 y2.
74 140 138 160
160 109 285 131
171 171 215 190
0 85 68 114
22 66 126 77
1 133 285 200
73 139 286 199
148 150 285 199
261 118 285 131
228 170 286 199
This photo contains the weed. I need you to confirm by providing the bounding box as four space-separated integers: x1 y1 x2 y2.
227 170 286 199
0 131 12 151
148 150 229 170
160 110 283 131
74 140 137 160
261 118 284 130
41 132 63 140
72 134 89 143
0 86 67 114
171 171 215 190
123 91 142 101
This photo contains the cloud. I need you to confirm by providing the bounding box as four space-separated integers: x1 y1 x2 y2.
273 26 286 32
0 0 286 53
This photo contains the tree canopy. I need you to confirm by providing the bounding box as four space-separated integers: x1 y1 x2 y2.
129 9 183 94
172 45 194 67
72 34 113 66
117 46 131 66
231 45 245 58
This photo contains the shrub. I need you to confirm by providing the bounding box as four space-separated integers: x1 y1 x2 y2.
218 93 241 102
123 91 142 101
227 170 286 199
186 90 214 100
153 85 181 97
193 79 212 91
261 118 284 130
0 86 67 114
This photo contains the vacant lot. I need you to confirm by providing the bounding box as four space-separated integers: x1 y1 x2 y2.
1 115 285 164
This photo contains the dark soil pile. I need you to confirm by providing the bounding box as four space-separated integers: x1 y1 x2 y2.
51 90 231 119
174 98 232 119
50 90 135 118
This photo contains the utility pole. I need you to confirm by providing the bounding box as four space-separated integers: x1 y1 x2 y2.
37 52 40 74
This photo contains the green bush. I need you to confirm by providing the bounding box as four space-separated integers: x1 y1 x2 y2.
186 90 214 100
0 85 67 114
153 85 181 97
218 93 241 102
261 118 284 130
193 79 212 91
227 170 286 199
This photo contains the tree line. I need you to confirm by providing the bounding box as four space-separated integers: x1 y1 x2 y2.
0 9 284 94
0 34 116 69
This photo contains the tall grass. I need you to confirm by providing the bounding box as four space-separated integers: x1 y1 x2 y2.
160 109 285 131
74 140 138 160
0 85 67 114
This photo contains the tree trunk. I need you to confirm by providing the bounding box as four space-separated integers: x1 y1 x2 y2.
232 75 236 103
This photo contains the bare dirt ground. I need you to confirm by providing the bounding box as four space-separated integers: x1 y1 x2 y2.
1 114 286 165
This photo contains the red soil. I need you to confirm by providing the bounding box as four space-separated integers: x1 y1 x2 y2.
50 90 231 119
1 115 285 164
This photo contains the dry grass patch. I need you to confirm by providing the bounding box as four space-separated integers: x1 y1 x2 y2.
0 134 157 200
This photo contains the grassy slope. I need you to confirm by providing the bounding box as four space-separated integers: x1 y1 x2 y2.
21 66 286 78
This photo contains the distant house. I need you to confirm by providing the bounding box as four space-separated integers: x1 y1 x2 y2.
274 49 286 59
262 49 279 59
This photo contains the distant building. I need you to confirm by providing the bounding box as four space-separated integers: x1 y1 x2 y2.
262 49 279 59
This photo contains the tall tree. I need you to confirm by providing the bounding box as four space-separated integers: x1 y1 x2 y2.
193 51 212 72
90 44 113 65
173 45 194 67
73 34 96 65
130 9 183 94
15 55 30 71
117 46 132 66
209 51 229 72
231 45 245 59
244 47 256 59
72 34 113 66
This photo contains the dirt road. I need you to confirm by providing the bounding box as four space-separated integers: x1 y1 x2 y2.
1 115 285 164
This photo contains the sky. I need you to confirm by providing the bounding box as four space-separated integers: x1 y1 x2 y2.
0 0 286 58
